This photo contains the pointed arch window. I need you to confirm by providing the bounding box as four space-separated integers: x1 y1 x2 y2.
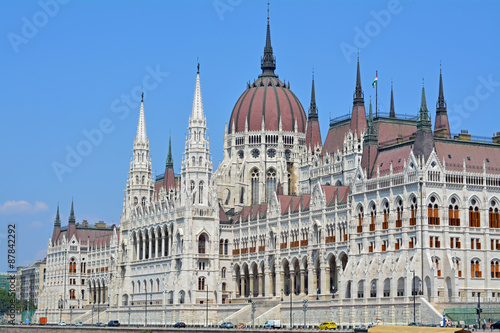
489 201 499 228
382 202 389 230
198 235 206 254
469 199 480 227
428 196 440 225
449 197 460 226
491 260 500 279
369 204 376 231
410 197 417 226
142 175 145 184
266 168 277 202
199 181 204 204
251 169 259 205
198 277 205 291
191 181 196 204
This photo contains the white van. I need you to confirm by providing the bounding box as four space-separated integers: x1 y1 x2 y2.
264 320 281 328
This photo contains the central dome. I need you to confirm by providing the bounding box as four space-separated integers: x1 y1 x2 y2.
228 18 306 134
229 76 307 133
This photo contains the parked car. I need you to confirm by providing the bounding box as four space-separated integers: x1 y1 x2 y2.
264 320 281 328
220 322 234 328
58 321 66 326
95 322 105 327
491 321 500 329
408 322 421 327
75 322 83 326
318 321 337 330
108 320 120 327
174 322 186 328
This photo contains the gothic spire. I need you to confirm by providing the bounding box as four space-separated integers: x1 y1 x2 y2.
54 203 61 227
260 4 276 76
135 93 147 143
353 56 364 105
436 68 446 111
166 133 173 169
308 71 318 120
389 83 396 118
417 80 431 130
364 97 378 144
68 199 75 224
191 68 205 121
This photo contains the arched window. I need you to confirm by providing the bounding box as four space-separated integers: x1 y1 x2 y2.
199 181 204 204
266 168 277 202
224 239 228 255
219 239 224 255
142 197 146 207
469 199 480 227
222 282 227 291
491 260 500 279
410 197 417 226
221 267 226 279
198 277 206 291
382 201 389 230
199 156 203 166
142 175 145 184
396 198 403 228
357 206 364 233
198 235 206 254
449 197 460 226
192 156 195 166
428 196 440 225
471 259 481 278
369 204 376 231
251 169 259 205
489 200 499 228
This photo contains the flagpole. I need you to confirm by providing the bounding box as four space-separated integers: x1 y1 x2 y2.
375 70 378 117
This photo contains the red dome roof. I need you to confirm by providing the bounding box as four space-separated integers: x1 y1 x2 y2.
229 76 307 133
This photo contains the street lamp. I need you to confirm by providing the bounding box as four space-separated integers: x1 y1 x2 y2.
163 290 167 328
289 278 293 329
302 299 308 328
59 297 62 323
70 307 73 325
91 302 94 326
281 289 283 302
128 305 131 327
316 287 319 300
411 270 417 324
206 282 209 327
107 296 110 323
229 291 232 304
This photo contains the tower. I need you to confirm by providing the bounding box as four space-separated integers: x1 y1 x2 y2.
350 57 367 137
51 204 61 244
361 98 378 176
125 93 154 211
414 81 434 160
434 69 451 138
181 65 213 207
305 72 322 153
389 83 396 118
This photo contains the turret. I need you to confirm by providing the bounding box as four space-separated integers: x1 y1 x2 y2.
414 81 434 161
434 68 451 138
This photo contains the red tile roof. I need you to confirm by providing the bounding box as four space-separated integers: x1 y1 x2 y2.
435 140 500 174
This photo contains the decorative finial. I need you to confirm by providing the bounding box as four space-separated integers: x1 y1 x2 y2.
267 1 270 23
141 91 144 103
197 57 200 74
312 67 314 79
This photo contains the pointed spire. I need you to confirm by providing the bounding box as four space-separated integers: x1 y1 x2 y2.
417 79 431 129
260 3 276 76
353 56 364 105
191 68 205 120
389 82 396 118
68 199 75 224
135 93 147 143
166 132 173 169
436 68 446 111
308 70 318 120
54 203 61 227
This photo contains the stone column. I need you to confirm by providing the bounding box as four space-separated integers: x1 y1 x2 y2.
258 273 264 297
249 274 254 296
148 237 152 259
290 270 296 295
268 272 274 296
161 235 165 257
300 270 306 295
280 271 285 297
136 239 140 260
320 266 328 297
154 234 159 258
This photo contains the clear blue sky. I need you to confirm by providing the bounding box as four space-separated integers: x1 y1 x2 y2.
1 0 499 271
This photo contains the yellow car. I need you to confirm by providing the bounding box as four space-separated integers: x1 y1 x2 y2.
318 322 337 330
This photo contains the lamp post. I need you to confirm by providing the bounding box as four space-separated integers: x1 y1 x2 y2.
412 270 416 324
281 289 283 302
97 300 100 325
206 282 209 327
128 306 131 327
91 303 94 326
249 291 254 328
229 291 232 304
302 299 308 328
331 286 336 299
289 278 293 329
59 297 62 323
316 287 319 300
70 307 73 325
144 290 148 327
163 290 167 328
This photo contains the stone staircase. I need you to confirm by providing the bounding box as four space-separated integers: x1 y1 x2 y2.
222 298 281 326
71 305 108 325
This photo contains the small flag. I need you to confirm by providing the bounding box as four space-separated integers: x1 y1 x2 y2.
372 75 378 88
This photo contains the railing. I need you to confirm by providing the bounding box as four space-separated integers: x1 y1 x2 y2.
329 114 351 126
